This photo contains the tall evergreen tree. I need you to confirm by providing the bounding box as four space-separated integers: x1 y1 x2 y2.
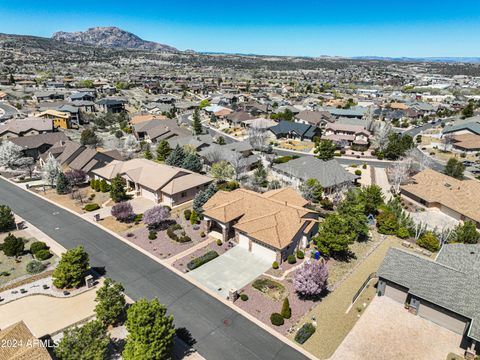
156 140 172 161
314 140 336 161
56 172 70 195
95 278 126 326
182 153 202 173
110 175 128 203
165 145 185 167
192 108 203 135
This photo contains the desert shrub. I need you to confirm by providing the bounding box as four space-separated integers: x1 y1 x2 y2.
148 230 157 240
2 233 24 257
83 203 100 212
187 251 219 270
133 214 143 222
417 231 440 252
397 227 410 239
362 164 367 169
0 205 15 232
99 179 110 193
35 249 53 260
287 254 296 264
111 202 134 222
376 210 399 235
270 313 284 326
26 260 46 274
184 209 192 221
295 323 316 344
272 261 279 269
240 294 248 301
216 239 222 246
281 297 291 319
296 250 304 259
320 198 333 210
355 169 362 176
200 231 206 238
166 224 191 243
178 235 191 243
30 241 48 254
190 210 199 225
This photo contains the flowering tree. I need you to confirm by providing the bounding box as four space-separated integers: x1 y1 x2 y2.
41 154 61 187
0 141 33 170
143 206 170 228
65 169 87 187
111 202 134 222
293 260 328 297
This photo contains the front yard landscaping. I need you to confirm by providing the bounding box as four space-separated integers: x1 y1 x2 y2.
276 140 315 152
172 239 234 272
0 230 58 288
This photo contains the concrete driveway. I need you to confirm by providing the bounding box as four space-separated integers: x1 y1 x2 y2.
188 246 271 298
331 296 464 360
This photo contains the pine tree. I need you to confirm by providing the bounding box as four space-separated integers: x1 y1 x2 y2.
95 278 126 326
165 145 185 167
156 140 172 161
110 175 127 203
192 108 203 135
52 246 90 289
182 153 202 173
144 145 153 160
56 172 70 195
253 162 268 187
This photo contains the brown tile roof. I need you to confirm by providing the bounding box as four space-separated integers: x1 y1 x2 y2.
401 169 480 223
130 114 167 125
451 133 480 150
203 188 317 249
92 158 212 194
0 321 52 360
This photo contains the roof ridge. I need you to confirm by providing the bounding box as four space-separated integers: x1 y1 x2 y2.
236 210 280 226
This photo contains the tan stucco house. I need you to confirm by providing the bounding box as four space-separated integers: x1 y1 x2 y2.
92 158 212 207
202 188 319 263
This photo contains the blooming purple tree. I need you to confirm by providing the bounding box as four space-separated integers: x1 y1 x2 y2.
65 169 87 187
293 260 328 297
111 202 134 222
143 206 170 229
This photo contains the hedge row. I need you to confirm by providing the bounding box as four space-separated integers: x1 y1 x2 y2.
294 322 316 344
187 251 219 271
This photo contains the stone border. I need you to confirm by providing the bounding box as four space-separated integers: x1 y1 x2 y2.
2 175 318 360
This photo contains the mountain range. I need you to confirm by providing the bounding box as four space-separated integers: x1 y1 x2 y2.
52 26 177 52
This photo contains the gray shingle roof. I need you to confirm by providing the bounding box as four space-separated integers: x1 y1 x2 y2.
273 157 356 189
378 247 480 341
269 120 318 140
443 116 480 136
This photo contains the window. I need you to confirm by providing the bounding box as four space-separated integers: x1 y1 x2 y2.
181 191 187 198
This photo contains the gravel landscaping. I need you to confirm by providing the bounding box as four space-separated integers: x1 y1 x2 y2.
235 274 318 335
122 217 208 260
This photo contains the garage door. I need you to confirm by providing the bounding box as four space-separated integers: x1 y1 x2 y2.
384 283 408 304
251 241 277 263
238 234 249 249
141 188 157 202
418 301 468 335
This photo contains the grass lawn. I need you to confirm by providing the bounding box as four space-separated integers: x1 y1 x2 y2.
293 235 403 359
36 187 111 214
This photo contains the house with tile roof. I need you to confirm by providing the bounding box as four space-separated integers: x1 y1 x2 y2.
0 321 52 360
400 169 480 228
92 158 212 206
0 118 54 140
322 123 371 149
378 245 480 355
202 188 319 263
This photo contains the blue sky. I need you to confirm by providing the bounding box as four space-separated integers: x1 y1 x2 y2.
0 1 479 57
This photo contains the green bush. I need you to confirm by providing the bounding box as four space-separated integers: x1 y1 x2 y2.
287 254 296 264
187 251 219 270
190 210 199 225
83 203 100 212
397 227 410 239
354 169 362 176
240 294 249 301
200 231 206 238
35 249 52 260
216 239 223 246
30 241 48 254
270 313 284 326
167 224 188 242
148 230 157 240
133 214 143 222
281 298 291 319
376 211 399 235
272 261 279 269
178 235 191 243
295 323 316 344
90 179 96 189
184 209 192 221
362 164 367 169
296 250 304 259
26 260 46 274
99 179 110 193
2 233 24 257
417 231 440 252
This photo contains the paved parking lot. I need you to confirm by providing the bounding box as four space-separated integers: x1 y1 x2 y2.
331 296 464 360
188 246 271 297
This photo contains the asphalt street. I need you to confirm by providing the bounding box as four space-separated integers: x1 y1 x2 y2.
0 178 310 360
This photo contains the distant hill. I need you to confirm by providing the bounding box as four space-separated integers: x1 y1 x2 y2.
352 56 480 64
52 26 177 52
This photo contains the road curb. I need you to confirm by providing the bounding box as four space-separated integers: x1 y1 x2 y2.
1 176 318 360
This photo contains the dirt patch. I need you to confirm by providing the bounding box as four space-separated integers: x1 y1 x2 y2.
33 187 111 214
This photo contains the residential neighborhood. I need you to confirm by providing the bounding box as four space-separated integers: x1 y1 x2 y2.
0 6 480 360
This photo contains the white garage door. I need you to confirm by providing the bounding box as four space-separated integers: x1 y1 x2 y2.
251 241 277 263
384 283 408 304
141 188 157 202
418 302 468 335
238 234 249 249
